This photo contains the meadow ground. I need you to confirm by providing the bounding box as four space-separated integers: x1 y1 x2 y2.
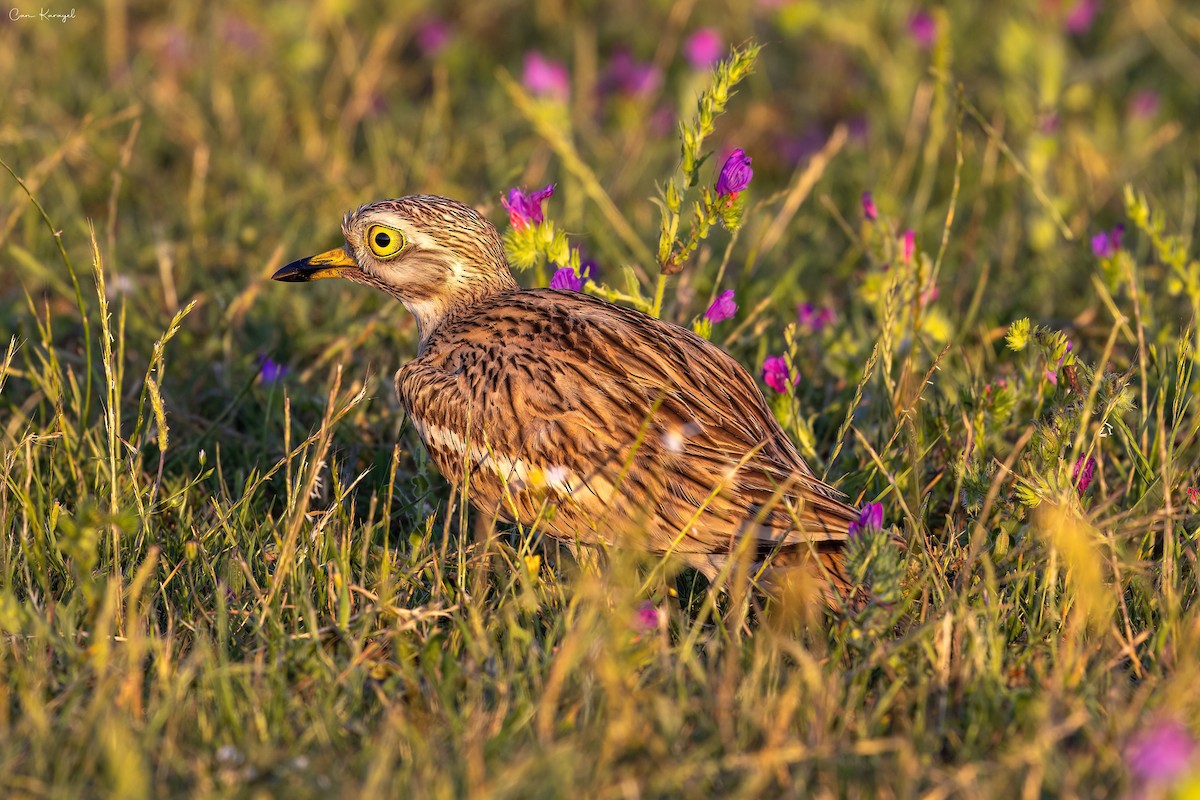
2 1 1199 797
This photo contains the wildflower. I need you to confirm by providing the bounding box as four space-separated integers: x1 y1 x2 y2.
908 10 937 48
415 17 450 57
848 502 884 538
1073 455 1096 493
1128 90 1160 120
522 52 569 101
257 355 288 383
221 14 260 51
862 191 877 221
1187 486 1200 504
716 149 753 198
602 51 662 96
1064 0 1098 34
797 302 836 333
1046 340 1074 385
550 267 585 292
762 355 799 393
902 229 915 263
501 184 555 229
1126 720 1197 784
683 28 723 69
1091 224 1123 258
633 600 661 633
704 290 737 323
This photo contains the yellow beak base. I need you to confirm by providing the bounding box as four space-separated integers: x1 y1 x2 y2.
272 247 359 282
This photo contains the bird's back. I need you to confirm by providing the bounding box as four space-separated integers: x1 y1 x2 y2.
397 288 859 584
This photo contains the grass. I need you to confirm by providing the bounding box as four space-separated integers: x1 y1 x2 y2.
2 1 1199 796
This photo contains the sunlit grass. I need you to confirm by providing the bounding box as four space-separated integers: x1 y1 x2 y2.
2 1 1199 796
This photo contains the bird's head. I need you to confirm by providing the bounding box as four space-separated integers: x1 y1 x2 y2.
273 195 518 341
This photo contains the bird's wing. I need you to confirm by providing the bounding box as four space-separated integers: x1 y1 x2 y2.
397 290 857 553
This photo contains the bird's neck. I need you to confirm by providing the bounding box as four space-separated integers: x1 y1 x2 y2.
403 264 520 352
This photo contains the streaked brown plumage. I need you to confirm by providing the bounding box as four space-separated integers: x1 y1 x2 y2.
274 195 862 603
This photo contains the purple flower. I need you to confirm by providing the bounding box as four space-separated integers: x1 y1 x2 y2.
1073 456 1096 493
1091 224 1124 258
415 18 451 57
633 600 661 633
762 355 799 394
704 290 737 323
797 302 836 333
1126 720 1197 783
902 229 916 263
550 267 584 291
683 28 723 69
1129 90 1160 120
522 52 570 101
501 184 555 229
716 149 753 198
908 10 937 48
862 191 878 221
848 502 884 538
1064 0 1098 34
602 51 662 97
257 355 288 384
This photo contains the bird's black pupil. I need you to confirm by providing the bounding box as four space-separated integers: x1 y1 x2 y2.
374 231 391 248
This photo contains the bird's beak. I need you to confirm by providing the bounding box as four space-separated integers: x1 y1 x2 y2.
272 247 359 282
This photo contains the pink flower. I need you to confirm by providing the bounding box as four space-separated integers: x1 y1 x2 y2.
716 149 753 197
683 28 723 69
1073 455 1096 493
902 229 915 263
1128 90 1161 120
1064 0 1098 34
704 290 737 323
1126 719 1197 784
848 502 884 538
602 51 662 97
762 355 799 394
522 52 569 101
415 18 450 57
1187 486 1200 504
501 184 555 229
633 600 661 633
908 10 937 48
862 191 877 221
797 303 836 333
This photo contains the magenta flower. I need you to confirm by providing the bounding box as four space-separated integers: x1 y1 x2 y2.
1091 224 1124 258
1064 0 1098 34
550 267 583 291
633 600 661 633
1073 456 1096 493
862 191 878 221
704 290 738 324
522 52 569 101
683 28 723 69
797 302 836 333
1126 720 1197 784
415 18 451 57
716 149 753 198
603 51 662 97
848 502 884 538
908 10 937 48
257 355 288 383
762 355 799 394
902 229 916 263
501 184 555 229
1128 90 1161 120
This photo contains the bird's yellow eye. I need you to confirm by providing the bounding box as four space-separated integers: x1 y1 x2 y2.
366 225 405 258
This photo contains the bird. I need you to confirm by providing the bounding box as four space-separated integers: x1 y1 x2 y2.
273 194 864 605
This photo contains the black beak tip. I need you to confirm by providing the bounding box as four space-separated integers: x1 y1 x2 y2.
272 258 313 282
